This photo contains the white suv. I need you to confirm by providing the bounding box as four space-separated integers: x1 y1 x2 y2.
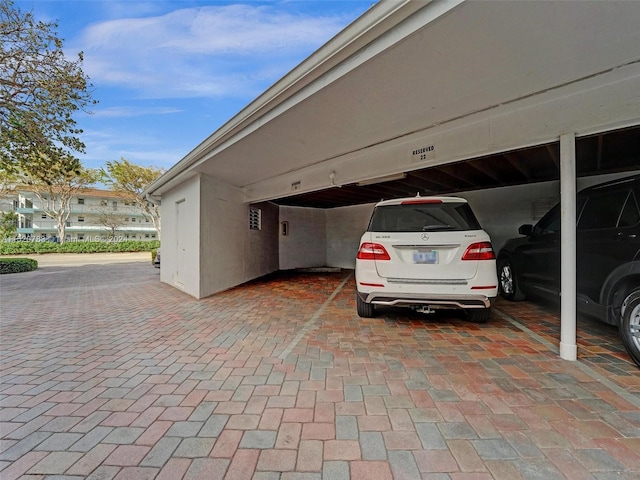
355 196 498 323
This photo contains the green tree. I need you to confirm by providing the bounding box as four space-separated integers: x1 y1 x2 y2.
0 210 17 239
102 158 163 240
0 167 17 196
0 0 96 174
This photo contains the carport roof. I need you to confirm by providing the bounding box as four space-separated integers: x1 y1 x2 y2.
145 0 640 206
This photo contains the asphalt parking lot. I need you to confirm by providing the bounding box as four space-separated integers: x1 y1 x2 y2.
0 253 638 479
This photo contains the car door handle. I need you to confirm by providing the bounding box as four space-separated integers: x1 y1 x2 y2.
617 232 637 239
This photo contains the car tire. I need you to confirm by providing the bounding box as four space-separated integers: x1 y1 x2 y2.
620 289 640 368
466 307 491 323
357 295 375 318
498 256 526 301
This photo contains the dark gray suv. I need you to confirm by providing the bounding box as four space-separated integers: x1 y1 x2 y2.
497 174 640 367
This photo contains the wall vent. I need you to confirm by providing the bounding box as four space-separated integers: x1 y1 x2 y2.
249 207 262 231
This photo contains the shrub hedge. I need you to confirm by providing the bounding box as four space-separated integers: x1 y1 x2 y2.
0 240 160 256
0 257 38 274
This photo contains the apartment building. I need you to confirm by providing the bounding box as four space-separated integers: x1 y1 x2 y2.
2 187 158 241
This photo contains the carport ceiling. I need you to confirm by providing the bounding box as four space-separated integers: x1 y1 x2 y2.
272 126 640 209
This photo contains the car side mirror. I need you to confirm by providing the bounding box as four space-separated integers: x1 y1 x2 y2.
518 224 534 236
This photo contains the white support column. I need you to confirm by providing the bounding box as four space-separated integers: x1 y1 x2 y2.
559 133 577 361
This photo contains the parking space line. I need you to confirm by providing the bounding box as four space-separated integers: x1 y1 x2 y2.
495 308 640 409
279 272 353 360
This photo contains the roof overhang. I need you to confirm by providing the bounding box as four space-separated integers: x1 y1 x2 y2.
145 0 640 205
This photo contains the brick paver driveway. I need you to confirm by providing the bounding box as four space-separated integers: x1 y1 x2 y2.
1 254 639 479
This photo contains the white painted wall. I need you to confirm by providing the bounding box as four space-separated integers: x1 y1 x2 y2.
245 201 279 281
326 203 374 269
199 176 279 299
279 206 326 270
161 175 201 297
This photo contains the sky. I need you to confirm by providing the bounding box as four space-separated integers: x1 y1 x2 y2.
15 0 375 171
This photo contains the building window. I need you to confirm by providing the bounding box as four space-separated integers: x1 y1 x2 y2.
151 234 156 238
100 200 108 206
78 216 85 222
78 234 84 240
66 221 71 227
145 234 149 238
78 198 85 205
41 214 47 219
112 201 118 211
249 207 261 231
131 218 136 222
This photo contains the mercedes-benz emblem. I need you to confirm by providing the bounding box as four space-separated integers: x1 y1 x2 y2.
421 233 429 241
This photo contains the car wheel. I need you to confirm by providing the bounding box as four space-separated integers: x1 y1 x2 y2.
466 307 491 323
356 295 375 318
620 289 640 368
498 257 525 301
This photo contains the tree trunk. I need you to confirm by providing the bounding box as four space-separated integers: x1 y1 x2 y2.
57 217 66 243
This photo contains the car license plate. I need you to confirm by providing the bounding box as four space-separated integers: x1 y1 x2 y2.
413 250 438 264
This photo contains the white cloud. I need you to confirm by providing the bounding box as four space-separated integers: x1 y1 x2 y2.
89 106 183 118
78 127 186 169
72 4 352 99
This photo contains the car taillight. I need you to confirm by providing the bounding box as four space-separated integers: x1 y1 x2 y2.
461 242 495 260
357 242 391 260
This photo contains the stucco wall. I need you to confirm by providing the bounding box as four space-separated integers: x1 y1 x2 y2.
199 176 279 299
279 206 326 270
326 203 374 269
246 201 279 281
160 175 201 297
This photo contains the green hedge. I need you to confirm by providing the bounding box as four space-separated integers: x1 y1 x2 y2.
0 257 38 274
0 240 160 256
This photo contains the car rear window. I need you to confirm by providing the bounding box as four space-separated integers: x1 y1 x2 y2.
368 202 482 232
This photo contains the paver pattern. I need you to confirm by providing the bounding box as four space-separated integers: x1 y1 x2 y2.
1 257 639 479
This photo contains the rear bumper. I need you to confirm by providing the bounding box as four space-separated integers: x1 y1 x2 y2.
358 291 494 309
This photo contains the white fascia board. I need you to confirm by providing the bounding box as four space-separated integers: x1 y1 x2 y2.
144 0 461 197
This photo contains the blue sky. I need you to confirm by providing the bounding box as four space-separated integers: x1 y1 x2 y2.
16 0 374 171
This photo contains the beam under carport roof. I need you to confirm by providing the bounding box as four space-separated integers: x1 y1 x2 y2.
270 126 640 208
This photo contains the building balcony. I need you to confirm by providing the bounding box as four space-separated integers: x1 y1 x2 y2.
16 207 34 214
68 205 145 215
